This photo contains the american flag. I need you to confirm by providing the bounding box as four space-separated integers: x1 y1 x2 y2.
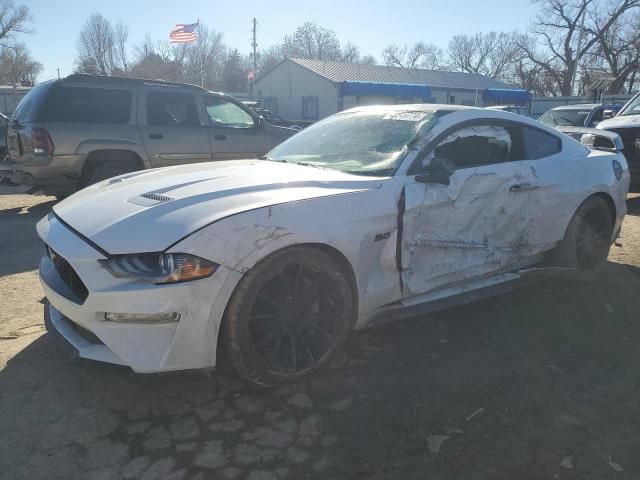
169 23 198 43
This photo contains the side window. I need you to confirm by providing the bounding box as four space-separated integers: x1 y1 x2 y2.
147 92 200 127
39 86 132 124
521 126 561 159
433 124 512 169
302 96 319 120
204 97 255 128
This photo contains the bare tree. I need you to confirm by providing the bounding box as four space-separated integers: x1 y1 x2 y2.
0 0 32 49
130 36 180 81
587 11 640 93
382 42 445 69
448 31 522 79
282 22 342 61
517 0 640 95
360 54 377 65
257 44 285 75
113 21 129 74
0 42 40 85
341 42 361 63
75 13 116 75
179 24 226 88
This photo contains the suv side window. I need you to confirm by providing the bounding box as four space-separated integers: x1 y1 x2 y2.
521 126 561 159
434 124 512 169
204 97 255 128
147 92 200 127
39 85 132 124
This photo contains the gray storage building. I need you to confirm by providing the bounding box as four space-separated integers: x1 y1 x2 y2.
253 58 529 122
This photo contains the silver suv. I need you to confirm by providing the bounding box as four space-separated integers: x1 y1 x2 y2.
1 75 295 197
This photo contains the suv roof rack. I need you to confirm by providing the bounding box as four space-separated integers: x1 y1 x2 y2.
62 74 209 92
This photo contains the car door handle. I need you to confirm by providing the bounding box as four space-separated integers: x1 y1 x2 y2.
509 183 540 193
214 134 227 141
149 133 163 139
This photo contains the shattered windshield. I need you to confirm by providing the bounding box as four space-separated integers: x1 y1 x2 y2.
539 109 590 126
266 110 437 176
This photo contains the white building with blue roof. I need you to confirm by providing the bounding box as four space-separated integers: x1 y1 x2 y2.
253 58 530 122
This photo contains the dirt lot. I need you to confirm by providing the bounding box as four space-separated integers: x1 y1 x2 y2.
1 186 639 480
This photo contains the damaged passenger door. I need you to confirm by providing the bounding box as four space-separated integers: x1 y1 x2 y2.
400 122 544 297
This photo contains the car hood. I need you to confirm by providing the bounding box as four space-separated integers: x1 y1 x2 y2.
52 160 383 254
596 114 640 129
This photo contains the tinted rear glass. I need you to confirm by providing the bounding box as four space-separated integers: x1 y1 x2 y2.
147 92 200 127
11 83 52 123
38 85 132 124
522 126 561 159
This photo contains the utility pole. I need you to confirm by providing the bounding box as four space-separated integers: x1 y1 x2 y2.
251 17 257 100
57 68 60 80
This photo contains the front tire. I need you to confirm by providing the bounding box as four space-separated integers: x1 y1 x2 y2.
549 196 613 281
223 246 355 386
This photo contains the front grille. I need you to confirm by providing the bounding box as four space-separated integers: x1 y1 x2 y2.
47 246 89 303
608 128 640 163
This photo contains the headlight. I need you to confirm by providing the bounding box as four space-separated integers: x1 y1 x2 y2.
99 253 218 284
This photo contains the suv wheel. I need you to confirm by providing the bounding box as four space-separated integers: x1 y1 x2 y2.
84 161 136 186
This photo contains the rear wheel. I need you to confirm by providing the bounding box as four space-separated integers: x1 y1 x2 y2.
83 160 136 187
223 246 355 386
549 196 613 281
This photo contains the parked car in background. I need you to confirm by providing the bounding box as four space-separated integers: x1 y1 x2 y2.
538 103 622 129
252 108 303 130
39 105 629 386
1 75 295 198
0 112 9 160
486 105 529 116
597 92 640 186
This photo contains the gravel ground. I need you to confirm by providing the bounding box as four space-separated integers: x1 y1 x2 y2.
1 185 639 480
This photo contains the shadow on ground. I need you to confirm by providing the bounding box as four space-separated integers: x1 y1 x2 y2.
0 199 55 276
1 262 639 480
626 194 640 217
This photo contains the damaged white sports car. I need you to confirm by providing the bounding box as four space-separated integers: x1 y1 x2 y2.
38 105 630 385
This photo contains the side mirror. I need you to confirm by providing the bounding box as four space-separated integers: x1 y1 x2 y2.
415 156 455 185
603 110 616 120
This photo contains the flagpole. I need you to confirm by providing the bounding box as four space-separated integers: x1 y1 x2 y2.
196 19 204 88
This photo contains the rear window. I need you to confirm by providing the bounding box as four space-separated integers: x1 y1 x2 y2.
522 126 561 159
38 85 132 124
11 82 52 123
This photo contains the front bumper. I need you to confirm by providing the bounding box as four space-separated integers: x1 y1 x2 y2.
37 213 243 373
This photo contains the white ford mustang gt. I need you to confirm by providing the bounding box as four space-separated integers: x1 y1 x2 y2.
38 105 630 385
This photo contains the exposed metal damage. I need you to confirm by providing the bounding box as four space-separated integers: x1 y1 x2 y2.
36 104 630 381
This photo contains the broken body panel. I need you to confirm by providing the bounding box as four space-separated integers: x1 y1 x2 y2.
37 106 630 373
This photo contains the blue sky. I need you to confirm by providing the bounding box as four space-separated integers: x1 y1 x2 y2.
26 0 538 81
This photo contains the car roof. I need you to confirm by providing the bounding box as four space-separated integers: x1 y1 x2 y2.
58 74 232 98
339 103 558 131
551 103 615 111
343 104 478 115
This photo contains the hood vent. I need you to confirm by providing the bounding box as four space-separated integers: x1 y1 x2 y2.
140 192 174 203
127 192 175 207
